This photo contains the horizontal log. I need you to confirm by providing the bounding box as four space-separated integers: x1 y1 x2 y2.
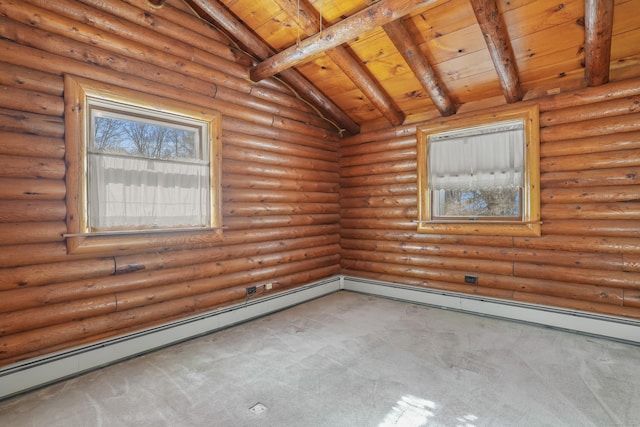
179 225 344 257
339 148 416 168
0 261 342 364
0 295 201 362
541 220 640 237
0 245 340 313
537 76 640 111
0 295 117 336
114 253 339 312
541 185 640 204
341 269 515 300
340 171 416 188
222 117 338 151
0 221 66 246
0 258 115 291
341 248 514 276
222 145 338 173
340 160 417 178
541 202 640 220
0 242 69 268
540 130 640 157
0 107 64 137
223 189 338 204
514 262 640 290
0 85 63 116
222 159 339 183
223 214 339 230
0 178 65 200
0 154 65 180
0 131 64 159
340 195 416 208
339 218 417 230
115 234 340 274
540 95 640 127
0 5 249 91
0 35 336 141
340 183 417 198
222 173 339 193
340 135 416 157
514 235 640 254
513 292 640 320
18 0 248 76
0 200 66 223
224 203 340 217
340 238 625 271
540 149 640 172
340 207 417 219
119 0 248 58
540 167 640 188
540 114 640 142
0 61 63 96
341 258 476 285
625 290 640 308
343 259 625 307
624 254 640 273
340 228 515 247
223 131 338 163
480 274 624 306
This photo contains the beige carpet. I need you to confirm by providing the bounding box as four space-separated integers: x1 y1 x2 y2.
0 291 638 426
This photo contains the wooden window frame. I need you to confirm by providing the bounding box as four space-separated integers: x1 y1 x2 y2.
416 104 541 237
64 75 223 255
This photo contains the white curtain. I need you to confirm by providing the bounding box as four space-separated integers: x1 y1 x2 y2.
88 153 210 230
428 120 524 191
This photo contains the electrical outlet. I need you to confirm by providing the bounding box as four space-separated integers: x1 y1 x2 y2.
246 286 257 296
464 275 478 285
265 283 273 290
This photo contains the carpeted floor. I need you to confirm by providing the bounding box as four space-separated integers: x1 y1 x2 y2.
0 291 639 426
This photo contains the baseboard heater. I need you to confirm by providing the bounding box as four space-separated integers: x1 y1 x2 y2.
342 276 640 345
2 275 639 400
0 276 342 400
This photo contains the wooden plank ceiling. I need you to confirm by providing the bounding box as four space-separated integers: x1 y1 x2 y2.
182 0 640 134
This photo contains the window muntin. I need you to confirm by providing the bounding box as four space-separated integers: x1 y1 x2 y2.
64 75 222 255
417 105 540 236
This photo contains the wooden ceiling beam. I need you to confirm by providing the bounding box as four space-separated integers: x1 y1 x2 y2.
250 0 439 82
274 0 404 126
186 0 360 135
584 0 614 87
383 19 456 116
469 0 523 103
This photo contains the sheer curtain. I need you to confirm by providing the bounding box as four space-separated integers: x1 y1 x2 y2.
88 153 210 230
428 120 525 191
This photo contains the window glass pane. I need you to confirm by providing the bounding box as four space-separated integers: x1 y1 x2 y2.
91 108 203 162
432 188 521 218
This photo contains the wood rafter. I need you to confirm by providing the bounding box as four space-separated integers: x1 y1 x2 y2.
273 0 404 126
383 19 456 116
469 0 523 103
250 0 439 82
186 0 360 135
584 0 614 86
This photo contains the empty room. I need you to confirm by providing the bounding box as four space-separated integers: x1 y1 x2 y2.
1 0 639 425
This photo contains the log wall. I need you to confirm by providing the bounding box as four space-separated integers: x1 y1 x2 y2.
340 77 640 319
0 0 341 366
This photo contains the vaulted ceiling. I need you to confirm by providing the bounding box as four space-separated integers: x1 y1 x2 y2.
182 0 640 135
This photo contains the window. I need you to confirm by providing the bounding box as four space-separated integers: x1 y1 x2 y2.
64 75 222 254
417 105 540 236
